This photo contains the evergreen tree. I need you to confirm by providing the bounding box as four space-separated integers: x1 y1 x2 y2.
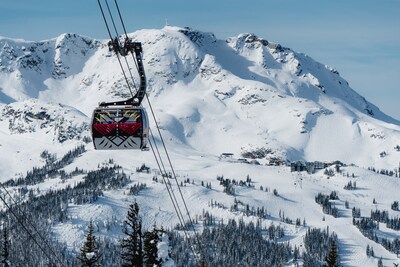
324 240 339 267
78 220 102 267
121 202 143 267
0 226 10 267
197 255 208 267
143 227 161 267
377 257 383 267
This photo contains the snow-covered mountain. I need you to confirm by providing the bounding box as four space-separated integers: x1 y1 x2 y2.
0 26 400 266
1 26 399 170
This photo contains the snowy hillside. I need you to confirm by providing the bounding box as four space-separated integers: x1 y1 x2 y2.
0 26 399 266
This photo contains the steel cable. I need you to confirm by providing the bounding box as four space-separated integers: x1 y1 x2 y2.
98 0 207 263
0 184 64 265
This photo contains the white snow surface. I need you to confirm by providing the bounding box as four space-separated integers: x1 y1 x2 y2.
0 26 399 266
158 232 176 267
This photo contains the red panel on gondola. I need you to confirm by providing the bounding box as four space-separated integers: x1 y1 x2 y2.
118 122 142 136
92 123 117 137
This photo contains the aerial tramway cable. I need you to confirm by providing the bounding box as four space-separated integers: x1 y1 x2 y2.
113 0 129 36
97 0 135 98
0 183 64 265
109 2 206 260
97 0 207 263
147 138 199 259
145 94 206 260
103 0 139 95
147 127 203 262
96 0 208 263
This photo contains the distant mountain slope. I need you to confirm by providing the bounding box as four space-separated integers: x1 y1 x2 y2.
0 26 399 170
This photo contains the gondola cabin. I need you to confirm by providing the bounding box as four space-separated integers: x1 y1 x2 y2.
91 105 149 150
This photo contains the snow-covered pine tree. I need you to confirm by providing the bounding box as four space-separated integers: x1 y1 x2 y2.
143 226 161 267
121 202 143 267
156 231 175 267
377 257 383 267
78 220 102 267
0 225 10 267
324 240 339 267
197 255 208 267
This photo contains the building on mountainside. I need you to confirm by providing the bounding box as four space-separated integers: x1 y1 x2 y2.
290 160 344 174
237 158 249 164
291 161 307 172
268 157 287 166
219 153 234 159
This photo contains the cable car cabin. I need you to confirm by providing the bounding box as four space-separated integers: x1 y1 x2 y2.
91 106 149 150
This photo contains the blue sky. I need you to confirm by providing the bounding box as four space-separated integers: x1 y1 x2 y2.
0 0 399 120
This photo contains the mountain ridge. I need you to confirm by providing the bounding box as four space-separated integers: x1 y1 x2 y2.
0 26 399 170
